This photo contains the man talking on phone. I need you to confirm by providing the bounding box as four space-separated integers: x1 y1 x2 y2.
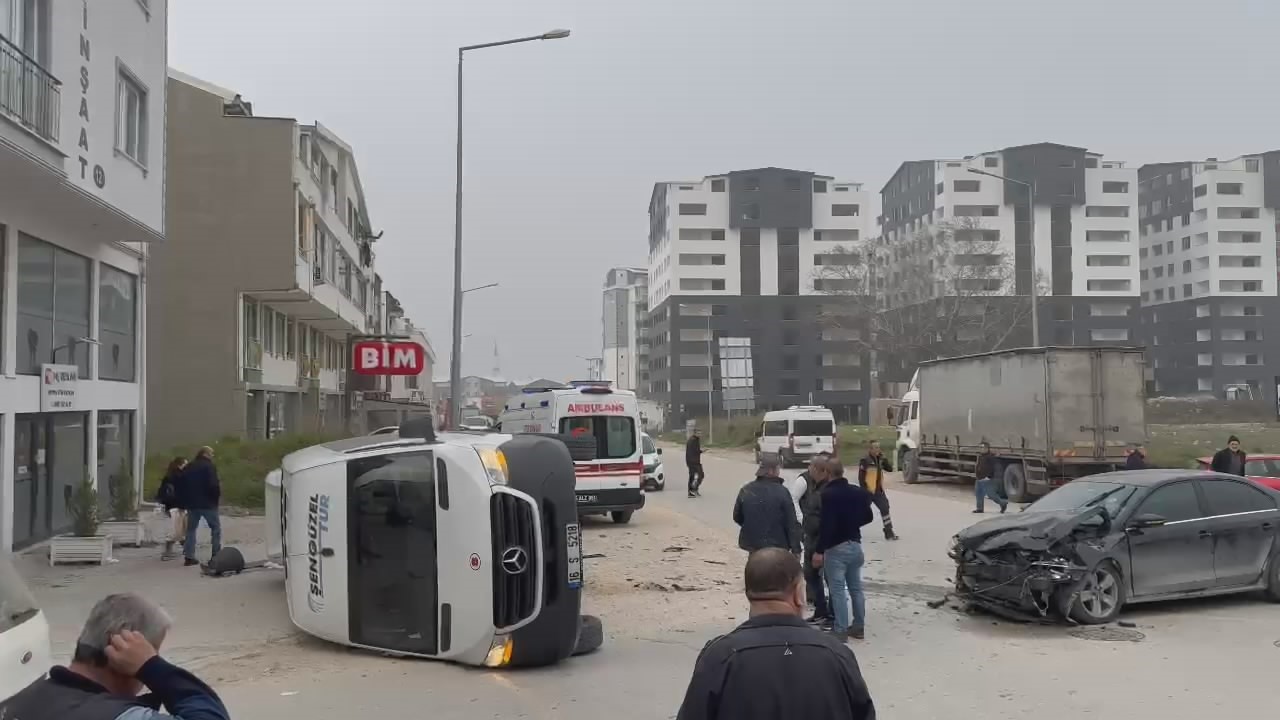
0 593 230 720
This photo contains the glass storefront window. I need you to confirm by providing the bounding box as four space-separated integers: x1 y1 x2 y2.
16 234 91 376
97 411 135 517
99 264 137 381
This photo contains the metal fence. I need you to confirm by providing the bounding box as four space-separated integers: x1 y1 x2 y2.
0 34 60 143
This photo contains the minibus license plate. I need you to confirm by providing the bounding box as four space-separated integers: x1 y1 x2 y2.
576 494 596 504
566 523 583 588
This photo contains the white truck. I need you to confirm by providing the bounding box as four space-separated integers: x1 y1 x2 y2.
895 346 1147 502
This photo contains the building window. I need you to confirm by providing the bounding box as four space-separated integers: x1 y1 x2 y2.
831 204 861 217
1193 184 1207 198
1087 279 1131 292
744 176 760 191
1085 206 1129 218
97 410 135 512
710 178 725 192
785 176 804 191
742 203 760 221
953 180 980 192
1102 181 1129 194
1090 328 1129 342
984 156 999 168
678 203 707 216
98 264 137 381
1085 255 1131 267
1217 183 1243 195
813 180 828 193
115 64 149 166
1245 159 1260 172
16 234 91 376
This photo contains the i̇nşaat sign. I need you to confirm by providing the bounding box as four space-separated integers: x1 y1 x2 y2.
41 364 80 412
352 340 425 376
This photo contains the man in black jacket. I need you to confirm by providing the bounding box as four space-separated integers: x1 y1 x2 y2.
857 440 898 540
1125 444 1151 470
813 459 875 640
180 447 222 567
798 453 833 625
0 593 230 720
686 429 705 498
973 442 1008 514
733 455 801 555
1211 435 1247 476
676 548 876 720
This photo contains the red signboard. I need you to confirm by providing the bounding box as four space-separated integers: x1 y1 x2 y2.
352 340 425 376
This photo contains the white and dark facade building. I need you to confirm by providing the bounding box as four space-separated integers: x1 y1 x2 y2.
1137 152 1280 402
1 0 166 549
601 266 647 392
646 168 873 425
150 71 383 452
876 143 1141 382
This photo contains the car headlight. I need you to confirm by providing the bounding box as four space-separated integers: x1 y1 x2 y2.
477 447 509 485
484 635 514 668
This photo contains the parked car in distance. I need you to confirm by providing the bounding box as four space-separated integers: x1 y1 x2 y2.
951 469 1280 625
1196 454 1280 491
370 426 400 435
460 416 496 432
641 433 664 491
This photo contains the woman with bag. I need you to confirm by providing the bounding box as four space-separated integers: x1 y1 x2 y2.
156 457 188 560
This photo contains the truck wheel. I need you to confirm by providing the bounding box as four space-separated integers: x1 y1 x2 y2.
611 511 633 524
902 449 920 484
572 614 604 656
1003 463 1031 503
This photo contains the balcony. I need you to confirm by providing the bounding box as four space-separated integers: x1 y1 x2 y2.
0 34 60 143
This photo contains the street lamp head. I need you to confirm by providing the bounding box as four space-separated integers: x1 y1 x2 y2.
542 29 571 39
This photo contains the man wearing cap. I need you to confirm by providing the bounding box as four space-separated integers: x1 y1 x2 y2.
1211 435 1247 476
733 454 802 556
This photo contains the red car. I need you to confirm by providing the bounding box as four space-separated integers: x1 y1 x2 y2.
1196 454 1280 491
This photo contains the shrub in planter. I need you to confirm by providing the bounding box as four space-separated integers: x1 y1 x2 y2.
109 458 138 521
69 472 100 538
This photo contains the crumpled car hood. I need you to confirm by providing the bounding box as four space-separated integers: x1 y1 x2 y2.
956 506 1109 554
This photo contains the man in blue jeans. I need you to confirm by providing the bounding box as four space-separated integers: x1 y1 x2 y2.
180 446 222 568
812 459 874 641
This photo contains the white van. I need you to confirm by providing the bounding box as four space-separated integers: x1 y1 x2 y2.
498 382 645 524
756 406 838 467
256 420 603 668
1 553 51 702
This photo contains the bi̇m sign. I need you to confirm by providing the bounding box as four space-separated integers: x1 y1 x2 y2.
352 340 425 376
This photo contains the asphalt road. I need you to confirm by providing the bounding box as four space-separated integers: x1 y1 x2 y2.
23 445 1280 719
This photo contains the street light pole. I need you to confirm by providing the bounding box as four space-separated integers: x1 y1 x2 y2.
449 29 571 428
705 313 714 445
967 167 1039 346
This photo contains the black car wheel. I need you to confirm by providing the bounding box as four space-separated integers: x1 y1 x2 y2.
1066 562 1126 625
611 511 633 524
1265 551 1280 603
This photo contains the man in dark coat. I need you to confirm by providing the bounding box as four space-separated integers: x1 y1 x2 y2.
973 442 1008 514
686 429 706 498
857 440 898 540
798 453 833 626
0 593 230 720
676 548 876 720
180 446 222 567
1211 435 1247 476
733 455 801 555
1125 444 1151 470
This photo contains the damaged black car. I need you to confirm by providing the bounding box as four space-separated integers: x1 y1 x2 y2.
950 470 1280 624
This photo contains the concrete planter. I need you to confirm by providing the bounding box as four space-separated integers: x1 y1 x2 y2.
101 521 145 547
49 535 114 566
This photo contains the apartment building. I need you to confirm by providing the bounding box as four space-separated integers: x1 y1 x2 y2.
602 266 648 392
1136 152 1280 402
876 142 1141 382
646 167 873 426
0 0 166 549
149 71 382 451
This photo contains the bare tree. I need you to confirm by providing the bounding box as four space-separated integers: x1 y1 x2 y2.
812 216 1035 371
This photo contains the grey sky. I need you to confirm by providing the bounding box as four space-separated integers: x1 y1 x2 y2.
169 0 1279 381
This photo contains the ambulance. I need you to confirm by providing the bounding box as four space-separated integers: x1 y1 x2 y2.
498 382 645 524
